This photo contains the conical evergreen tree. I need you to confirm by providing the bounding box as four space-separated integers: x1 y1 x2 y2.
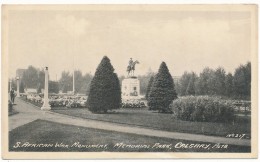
110 73 122 110
148 62 177 113
145 75 154 99
87 56 121 113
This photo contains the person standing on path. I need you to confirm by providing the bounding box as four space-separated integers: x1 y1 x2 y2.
10 87 15 104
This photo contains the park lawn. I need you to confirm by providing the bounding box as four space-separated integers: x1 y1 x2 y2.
19 98 251 137
52 107 251 138
9 119 250 152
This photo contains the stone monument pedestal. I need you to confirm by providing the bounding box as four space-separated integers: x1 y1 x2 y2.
122 77 140 100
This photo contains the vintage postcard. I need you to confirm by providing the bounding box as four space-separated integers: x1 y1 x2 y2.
1 4 258 159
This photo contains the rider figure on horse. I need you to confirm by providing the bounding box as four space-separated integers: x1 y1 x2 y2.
129 58 133 69
127 58 139 77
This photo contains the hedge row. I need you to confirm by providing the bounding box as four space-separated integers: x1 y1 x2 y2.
170 96 235 123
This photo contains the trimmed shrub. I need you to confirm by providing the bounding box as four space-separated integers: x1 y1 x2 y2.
170 96 235 123
148 62 178 113
111 73 122 110
87 56 121 113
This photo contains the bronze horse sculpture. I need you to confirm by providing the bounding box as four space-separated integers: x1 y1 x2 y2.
127 60 140 77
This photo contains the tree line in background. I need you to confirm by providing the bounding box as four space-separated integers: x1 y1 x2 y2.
59 70 93 94
174 62 251 100
11 65 93 94
11 62 251 101
11 66 155 96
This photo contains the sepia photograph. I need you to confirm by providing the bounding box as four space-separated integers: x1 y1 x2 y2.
1 4 258 159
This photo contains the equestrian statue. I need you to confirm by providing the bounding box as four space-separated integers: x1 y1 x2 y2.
127 58 139 77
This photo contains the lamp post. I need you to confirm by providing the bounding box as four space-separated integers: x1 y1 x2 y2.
41 67 51 110
16 77 20 97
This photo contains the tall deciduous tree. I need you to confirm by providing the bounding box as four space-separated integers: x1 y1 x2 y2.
233 62 251 99
74 70 84 94
214 67 226 96
225 73 234 97
19 81 25 93
145 75 154 99
185 72 197 96
178 72 191 96
148 62 177 113
79 73 93 95
87 56 121 113
59 71 72 93
49 81 59 94
244 62 251 98
195 67 215 95
22 66 39 89
37 69 45 92
138 70 155 95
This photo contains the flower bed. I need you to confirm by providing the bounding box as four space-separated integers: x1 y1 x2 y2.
22 94 87 108
121 100 146 108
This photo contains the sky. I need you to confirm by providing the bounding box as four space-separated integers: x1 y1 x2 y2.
7 6 252 80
